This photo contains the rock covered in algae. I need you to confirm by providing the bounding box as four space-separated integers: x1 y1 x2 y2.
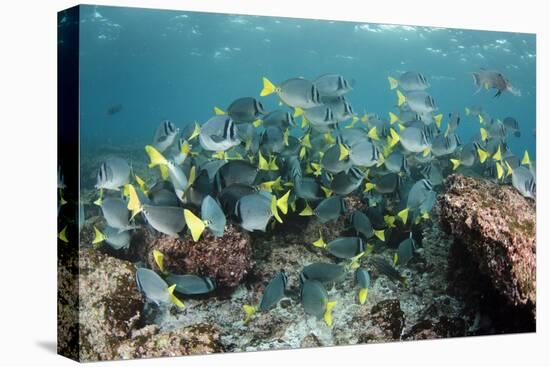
354 299 405 342
78 249 144 361
146 223 252 288
116 324 224 359
438 174 536 317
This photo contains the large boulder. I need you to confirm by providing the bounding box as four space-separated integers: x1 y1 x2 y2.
438 174 536 317
78 249 144 361
145 223 252 288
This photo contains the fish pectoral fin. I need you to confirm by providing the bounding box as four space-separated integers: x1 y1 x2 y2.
184 209 207 242
324 301 337 327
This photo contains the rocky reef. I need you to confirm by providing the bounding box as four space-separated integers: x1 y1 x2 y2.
73 170 535 359
438 174 536 330
77 249 223 361
144 223 252 289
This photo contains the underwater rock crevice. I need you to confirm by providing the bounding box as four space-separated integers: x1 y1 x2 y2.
438 174 536 326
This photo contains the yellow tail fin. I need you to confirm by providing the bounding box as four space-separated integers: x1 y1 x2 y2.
299 202 313 216
338 144 349 161
393 252 399 266
479 114 485 124
252 119 262 128
396 90 407 107
388 76 399 90
135 174 148 194
384 215 396 228
358 288 368 305
321 186 332 197
153 249 164 273
477 148 488 164
184 209 207 242
214 106 226 115
126 184 142 219
434 114 443 129
480 128 488 141
92 226 105 245
505 161 514 177
312 231 326 248
397 208 409 224
277 190 290 215
374 229 385 242
260 77 278 96
496 162 504 179
450 159 461 170
388 111 399 125
58 225 69 243
389 128 400 147
422 146 431 157
167 285 185 309
258 151 270 171
189 122 201 140
243 304 257 323
521 150 531 166
271 196 283 223
145 145 168 168
301 133 312 149
364 182 376 193
93 188 104 206
493 145 502 161
294 107 304 118
324 301 337 327
367 127 380 141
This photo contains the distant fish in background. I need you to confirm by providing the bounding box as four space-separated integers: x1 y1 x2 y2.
471 68 521 97
106 103 123 116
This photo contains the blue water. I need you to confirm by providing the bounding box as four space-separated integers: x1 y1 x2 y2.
77 5 535 158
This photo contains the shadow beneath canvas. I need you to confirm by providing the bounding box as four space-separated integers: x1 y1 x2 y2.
36 340 57 355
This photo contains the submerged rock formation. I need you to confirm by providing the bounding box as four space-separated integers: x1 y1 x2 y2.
438 174 536 321
78 249 224 361
145 223 252 288
79 249 144 361
116 324 224 359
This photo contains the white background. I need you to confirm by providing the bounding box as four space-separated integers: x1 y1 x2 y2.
0 0 546 365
